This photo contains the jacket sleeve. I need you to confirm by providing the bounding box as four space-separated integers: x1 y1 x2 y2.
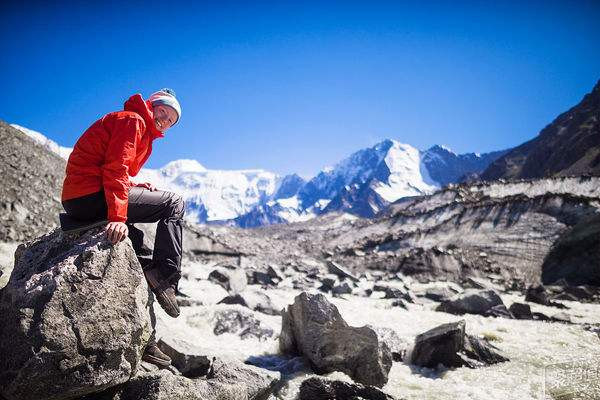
102 115 144 222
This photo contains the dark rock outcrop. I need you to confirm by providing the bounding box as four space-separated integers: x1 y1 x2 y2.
508 302 533 320
298 376 397 400
0 228 153 400
481 79 600 180
410 320 508 369
541 213 600 286
525 285 567 308
436 289 505 315
280 292 392 387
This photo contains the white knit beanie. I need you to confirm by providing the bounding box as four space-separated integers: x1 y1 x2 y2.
149 88 181 125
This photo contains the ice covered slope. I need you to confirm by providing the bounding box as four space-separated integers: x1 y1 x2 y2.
134 161 303 223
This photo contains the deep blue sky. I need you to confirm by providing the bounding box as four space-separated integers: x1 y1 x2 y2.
1 1 599 177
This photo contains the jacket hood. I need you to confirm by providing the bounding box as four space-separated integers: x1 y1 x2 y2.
123 94 164 139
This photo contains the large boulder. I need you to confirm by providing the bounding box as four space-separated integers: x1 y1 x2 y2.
298 376 397 400
436 289 505 315
0 228 153 400
279 292 392 387
410 320 508 369
83 358 278 400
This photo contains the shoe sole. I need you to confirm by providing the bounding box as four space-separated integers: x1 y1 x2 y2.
142 354 171 368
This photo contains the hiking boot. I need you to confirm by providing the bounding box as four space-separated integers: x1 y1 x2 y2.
142 341 171 367
144 267 180 318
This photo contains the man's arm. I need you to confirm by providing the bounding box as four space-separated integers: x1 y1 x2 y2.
102 114 144 243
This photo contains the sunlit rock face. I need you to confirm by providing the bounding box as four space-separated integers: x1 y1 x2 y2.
0 228 152 400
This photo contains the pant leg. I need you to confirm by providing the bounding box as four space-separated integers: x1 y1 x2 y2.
63 191 150 257
126 187 185 285
62 191 107 221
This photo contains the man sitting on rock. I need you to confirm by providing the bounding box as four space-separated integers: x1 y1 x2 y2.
61 88 185 366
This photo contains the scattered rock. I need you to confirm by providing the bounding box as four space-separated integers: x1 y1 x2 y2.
253 270 276 286
484 304 514 319
550 312 573 324
525 285 550 305
436 289 505 315
424 285 461 302
508 302 533 320
327 260 359 282
0 228 153 400
298 376 396 400
267 265 284 282
410 320 508 369
218 290 280 316
218 294 249 308
332 282 353 296
213 308 274 341
280 292 392 387
319 274 339 291
208 265 247 294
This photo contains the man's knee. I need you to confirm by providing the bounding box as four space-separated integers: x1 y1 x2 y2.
168 193 185 219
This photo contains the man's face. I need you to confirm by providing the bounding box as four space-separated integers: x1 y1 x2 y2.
153 105 178 132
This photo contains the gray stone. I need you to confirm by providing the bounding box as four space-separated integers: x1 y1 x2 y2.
213 308 274 341
436 289 505 315
208 265 247 294
0 228 153 400
525 285 568 309
424 285 461 302
218 289 280 316
332 282 353 296
84 358 279 400
327 261 359 282
157 340 212 379
410 320 508 369
299 376 396 400
508 302 533 319
279 292 392 387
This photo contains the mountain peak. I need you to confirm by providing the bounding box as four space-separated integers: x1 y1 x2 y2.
160 159 207 176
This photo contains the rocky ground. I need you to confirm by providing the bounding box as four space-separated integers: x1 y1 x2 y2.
2 222 600 399
1 119 600 399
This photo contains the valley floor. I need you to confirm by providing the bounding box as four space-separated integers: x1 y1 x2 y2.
158 259 600 400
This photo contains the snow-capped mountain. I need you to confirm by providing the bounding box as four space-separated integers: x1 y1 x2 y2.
10 124 73 160
134 162 304 223
10 122 505 227
236 140 507 224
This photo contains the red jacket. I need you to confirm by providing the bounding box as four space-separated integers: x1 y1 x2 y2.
62 94 164 222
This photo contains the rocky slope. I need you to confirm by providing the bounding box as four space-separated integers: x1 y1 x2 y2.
0 121 65 242
188 175 600 287
481 79 600 180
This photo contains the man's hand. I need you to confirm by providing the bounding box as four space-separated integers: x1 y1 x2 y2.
105 222 128 244
136 182 157 191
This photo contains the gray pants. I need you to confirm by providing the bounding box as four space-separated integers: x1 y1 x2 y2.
62 187 185 285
